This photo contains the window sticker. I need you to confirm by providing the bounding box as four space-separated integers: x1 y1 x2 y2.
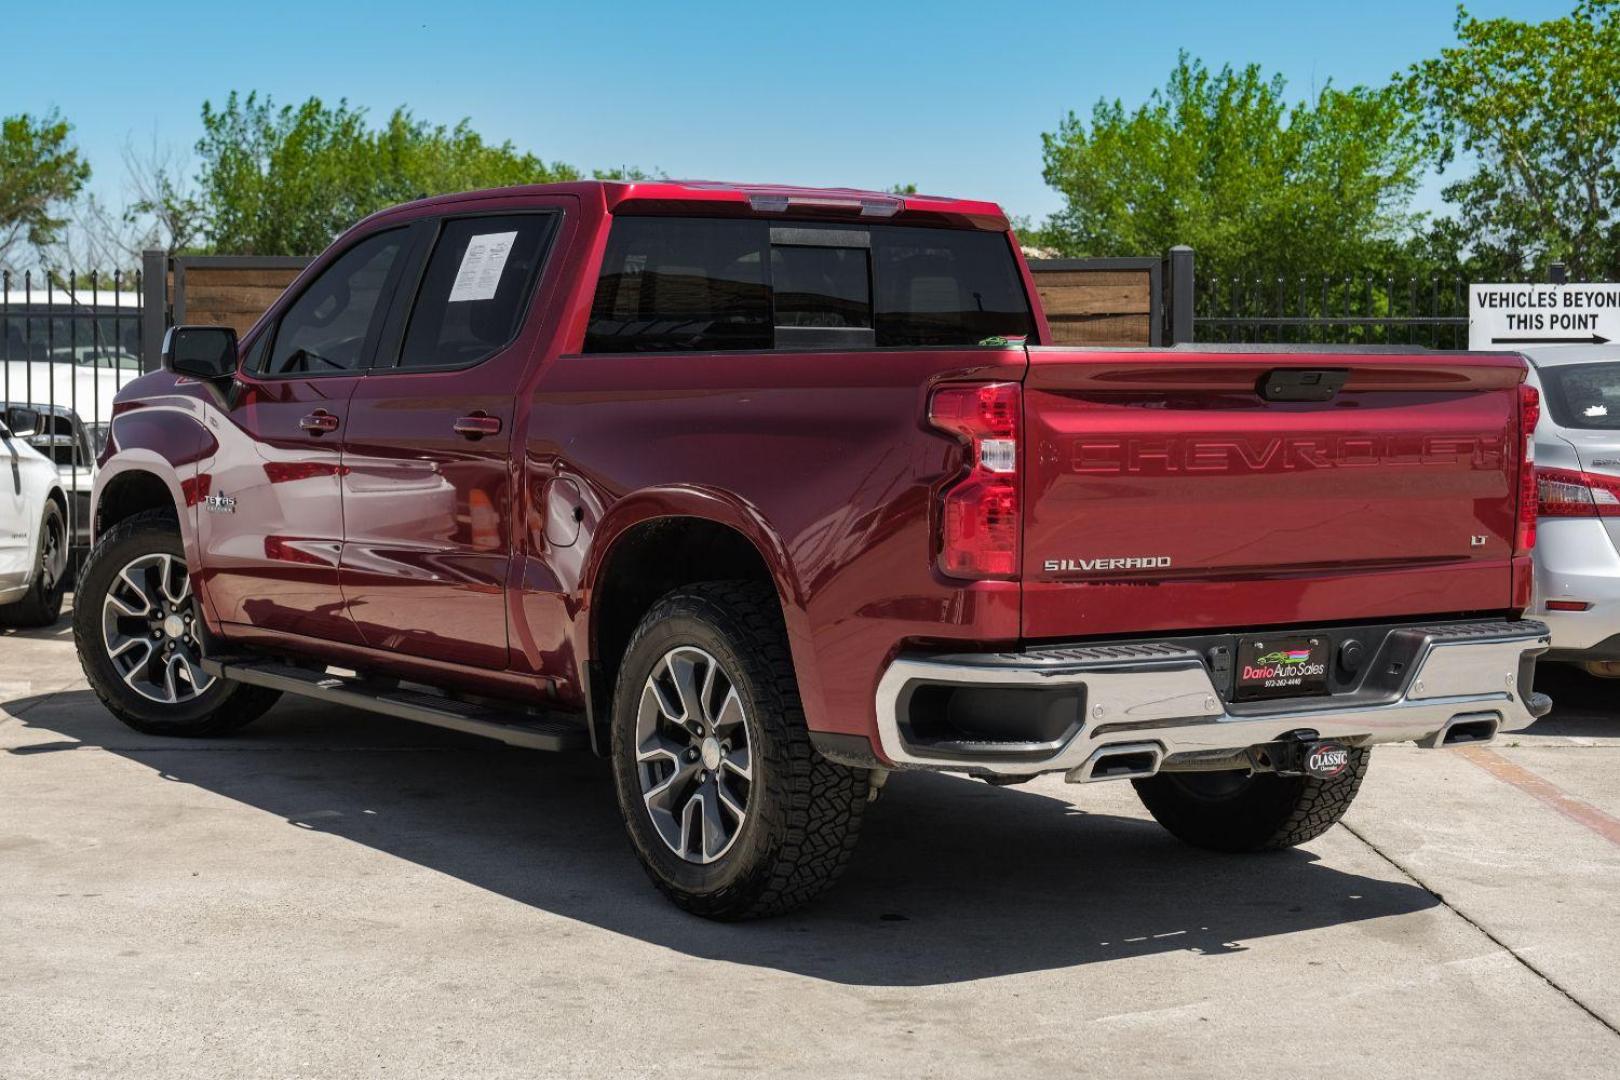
448 231 519 302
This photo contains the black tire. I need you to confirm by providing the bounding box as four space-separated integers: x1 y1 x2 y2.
609 581 869 920
0 499 68 628
73 508 280 737
1131 748 1370 852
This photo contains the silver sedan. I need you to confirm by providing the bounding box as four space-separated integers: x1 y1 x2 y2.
1525 344 1620 675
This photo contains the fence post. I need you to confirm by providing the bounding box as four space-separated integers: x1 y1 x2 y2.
1167 245 1194 345
140 249 166 372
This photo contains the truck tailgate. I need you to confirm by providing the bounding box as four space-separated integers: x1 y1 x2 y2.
1021 346 1529 639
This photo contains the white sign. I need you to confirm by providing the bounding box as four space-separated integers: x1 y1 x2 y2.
448 231 518 303
1469 283 1620 350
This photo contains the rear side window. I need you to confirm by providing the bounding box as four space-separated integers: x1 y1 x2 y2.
265 229 404 375
871 226 1034 346
586 218 771 352
396 214 557 369
1539 362 1620 429
584 216 1032 353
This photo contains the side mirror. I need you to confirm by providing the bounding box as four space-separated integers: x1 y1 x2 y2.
162 325 238 380
4 406 40 438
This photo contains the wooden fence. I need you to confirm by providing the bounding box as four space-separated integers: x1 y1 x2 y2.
139 252 1171 364
1025 257 1162 347
171 256 311 335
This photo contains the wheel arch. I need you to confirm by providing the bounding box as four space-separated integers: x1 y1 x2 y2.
94 462 186 539
44 483 69 521
581 490 808 754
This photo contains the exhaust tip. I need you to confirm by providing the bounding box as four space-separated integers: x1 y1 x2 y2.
1418 712 1502 748
1068 742 1164 784
1441 717 1499 746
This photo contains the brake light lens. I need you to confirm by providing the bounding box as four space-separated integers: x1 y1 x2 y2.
928 382 1021 579
1537 465 1620 517
1516 385 1540 553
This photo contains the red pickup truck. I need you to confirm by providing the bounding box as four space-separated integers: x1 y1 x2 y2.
77 181 1551 919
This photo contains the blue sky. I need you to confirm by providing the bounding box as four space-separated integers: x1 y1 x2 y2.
2 0 1576 227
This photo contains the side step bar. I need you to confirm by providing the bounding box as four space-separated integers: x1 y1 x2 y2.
202 658 589 752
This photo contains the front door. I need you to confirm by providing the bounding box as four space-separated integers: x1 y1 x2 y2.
200 227 411 645
340 210 560 669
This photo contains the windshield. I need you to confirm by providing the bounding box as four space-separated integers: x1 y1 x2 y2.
1539 362 1620 430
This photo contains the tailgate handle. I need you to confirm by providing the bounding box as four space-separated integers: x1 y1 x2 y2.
1258 368 1349 402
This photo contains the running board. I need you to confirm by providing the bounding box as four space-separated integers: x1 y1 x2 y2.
201 658 589 752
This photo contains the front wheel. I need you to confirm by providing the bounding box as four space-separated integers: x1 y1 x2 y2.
1132 748 1370 852
609 582 869 920
73 508 280 736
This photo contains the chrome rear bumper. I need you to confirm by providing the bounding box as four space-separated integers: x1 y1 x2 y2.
873 620 1551 779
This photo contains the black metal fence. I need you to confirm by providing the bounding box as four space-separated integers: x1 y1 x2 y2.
1191 272 1495 349
2 268 150 558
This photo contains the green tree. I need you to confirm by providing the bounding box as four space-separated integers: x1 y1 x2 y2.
1408 1 1620 280
0 110 91 268
1038 54 1426 282
196 92 580 254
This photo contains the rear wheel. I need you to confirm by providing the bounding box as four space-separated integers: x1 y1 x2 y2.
1132 748 1370 852
73 509 280 736
609 581 869 920
0 500 68 627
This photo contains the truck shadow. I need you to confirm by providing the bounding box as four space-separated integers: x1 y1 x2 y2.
1526 663 1620 738
5 689 1441 987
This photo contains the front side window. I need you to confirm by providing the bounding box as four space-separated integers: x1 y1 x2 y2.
395 214 557 369
264 229 404 376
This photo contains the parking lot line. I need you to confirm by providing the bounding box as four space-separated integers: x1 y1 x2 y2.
1457 746 1620 848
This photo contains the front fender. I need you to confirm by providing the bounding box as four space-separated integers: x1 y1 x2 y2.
96 397 214 616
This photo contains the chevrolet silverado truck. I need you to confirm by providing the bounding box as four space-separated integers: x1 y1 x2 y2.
74 180 1552 919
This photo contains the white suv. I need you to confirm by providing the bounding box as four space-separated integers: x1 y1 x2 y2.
0 408 70 626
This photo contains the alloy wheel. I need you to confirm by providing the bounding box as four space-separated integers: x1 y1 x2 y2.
100 553 215 704
634 646 753 864
39 512 66 592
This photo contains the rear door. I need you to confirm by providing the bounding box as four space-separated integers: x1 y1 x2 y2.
1021 347 1529 639
340 208 563 669
201 226 412 644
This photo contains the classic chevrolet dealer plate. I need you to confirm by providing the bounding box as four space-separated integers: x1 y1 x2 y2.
1234 635 1330 701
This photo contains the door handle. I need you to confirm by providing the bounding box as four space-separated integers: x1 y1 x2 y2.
453 414 502 440
299 411 340 435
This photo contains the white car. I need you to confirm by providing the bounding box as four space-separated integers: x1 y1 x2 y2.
3 358 133 553
0 408 70 626
1524 344 1620 675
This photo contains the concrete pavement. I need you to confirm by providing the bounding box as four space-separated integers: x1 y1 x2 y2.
3 608 1618 1078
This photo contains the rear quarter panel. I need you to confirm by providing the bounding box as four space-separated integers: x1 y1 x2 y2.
525 346 1028 738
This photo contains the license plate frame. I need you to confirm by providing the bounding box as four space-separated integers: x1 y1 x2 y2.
1233 635 1331 701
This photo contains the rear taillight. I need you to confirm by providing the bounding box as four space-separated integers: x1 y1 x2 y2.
928 382 1021 579
1537 465 1620 517
1516 385 1540 553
